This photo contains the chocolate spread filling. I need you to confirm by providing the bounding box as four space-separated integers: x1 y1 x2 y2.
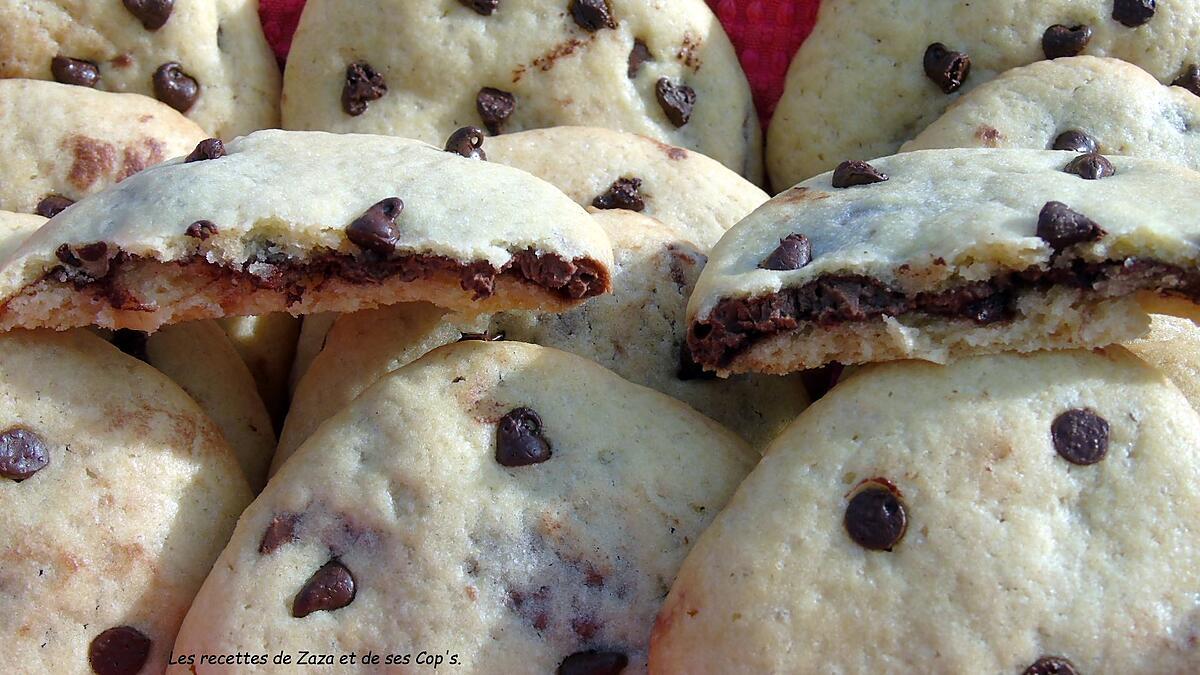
688 259 1200 368
42 246 609 312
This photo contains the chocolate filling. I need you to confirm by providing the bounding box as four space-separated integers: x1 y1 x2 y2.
37 246 608 313
688 258 1200 368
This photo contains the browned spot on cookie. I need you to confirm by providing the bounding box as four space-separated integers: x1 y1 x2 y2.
111 53 134 69
66 136 117 190
676 32 703 71
572 615 601 640
117 138 165 181
648 137 688 160
778 186 832 204
667 243 707 291
974 125 1003 147
530 37 592 73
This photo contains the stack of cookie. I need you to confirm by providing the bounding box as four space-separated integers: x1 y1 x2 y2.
1 1 1200 674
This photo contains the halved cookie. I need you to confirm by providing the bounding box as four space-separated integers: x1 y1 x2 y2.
688 149 1200 375
0 130 614 332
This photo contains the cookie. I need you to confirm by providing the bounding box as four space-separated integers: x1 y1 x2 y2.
217 314 301 427
287 312 337 397
1125 297 1200 414
0 210 47 259
282 0 762 182
275 211 807 474
0 130 614 332
687 148 1200 375
285 125 769 387
174 340 754 673
651 348 1200 672
768 0 1200 188
0 328 252 674
905 56 1200 165
0 78 208 215
0 0 280 139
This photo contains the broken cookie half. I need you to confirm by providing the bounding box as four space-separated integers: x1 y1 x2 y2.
687 148 1200 375
0 130 613 332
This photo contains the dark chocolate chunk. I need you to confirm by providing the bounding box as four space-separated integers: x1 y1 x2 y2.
476 87 516 135
1052 130 1098 154
570 0 616 32
832 160 888 188
1037 201 1105 250
184 138 225 163
123 0 174 30
759 234 812 271
346 197 404 256
557 650 629 675
1023 656 1079 675
444 126 488 160
152 62 199 112
458 331 505 342
1051 408 1109 465
1063 152 1115 180
111 329 150 362
259 513 302 555
51 56 100 88
1112 0 1156 28
496 407 552 467
677 343 717 381
628 39 652 78
1172 64 1200 97
655 78 695 127
459 0 499 15
844 483 907 551
88 626 152 675
35 195 75 218
923 43 971 94
0 427 49 481
185 220 218 240
292 560 356 617
342 61 388 116
58 242 114 279
1042 24 1093 59
592 177 645 211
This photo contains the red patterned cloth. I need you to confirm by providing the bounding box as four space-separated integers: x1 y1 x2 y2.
257 0 821 125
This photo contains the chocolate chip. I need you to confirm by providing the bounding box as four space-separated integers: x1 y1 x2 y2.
831 160 888 188
184 138 224 163
342 61 388 116
592 177 645 211
458 331 505 342
459 0 498 15
496 407 552 467
655 78 695 127
185 220 218 240
628 39 652 78
152 62 199 112
759 234 812 272
346 197 404 256
1113 0 1156 27
444 126 488 160
1023 656 1079 675
1052 130 1098 154
111 329 150 362
677 343 716 381
1037 201 1105 250
88 626 151 675
35 195 75 218
844 482 907 551
570 0 616 32
259 513 301 554
51 56 99 88
1042 25 1092 59
923 43 971 94
55 244 80 267
0 428 49 481
58 242 114 278
1051 409 1109 465
557 650 629 675
292 560 356 617
1063 152 1115 180
476 87 516 135
123 0 174 30
1172 64 1200 97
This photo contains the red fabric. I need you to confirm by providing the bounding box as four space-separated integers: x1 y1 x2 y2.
257 0 821 125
